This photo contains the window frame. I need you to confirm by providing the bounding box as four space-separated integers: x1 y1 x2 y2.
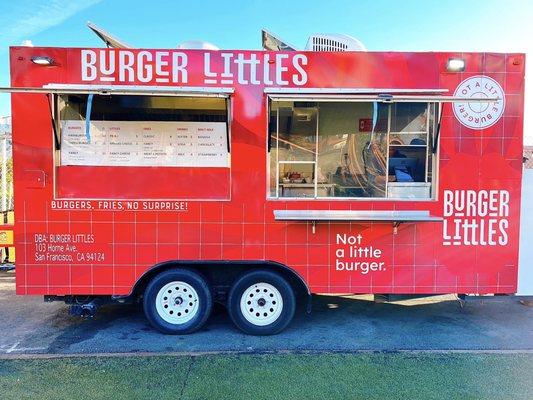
47 85 233 201
266 95 442 202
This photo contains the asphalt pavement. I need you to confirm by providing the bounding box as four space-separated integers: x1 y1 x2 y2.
1 270 532 356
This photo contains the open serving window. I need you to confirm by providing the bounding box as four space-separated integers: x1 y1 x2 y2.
267 90 452 201
49 85 233 200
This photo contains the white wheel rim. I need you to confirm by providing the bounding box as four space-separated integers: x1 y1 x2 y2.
155 281 199 324
240 282 283 326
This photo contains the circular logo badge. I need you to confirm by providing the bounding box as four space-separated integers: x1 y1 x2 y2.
453 75 505 130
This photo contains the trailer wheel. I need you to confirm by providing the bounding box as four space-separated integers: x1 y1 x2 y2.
228 270 295 335
143 269 212 334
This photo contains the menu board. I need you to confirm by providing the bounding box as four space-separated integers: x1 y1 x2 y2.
60 120 229 167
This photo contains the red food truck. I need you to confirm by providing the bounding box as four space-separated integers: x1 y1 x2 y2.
1 44 526 335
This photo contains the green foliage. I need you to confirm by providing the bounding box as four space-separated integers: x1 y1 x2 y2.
0 156 13 210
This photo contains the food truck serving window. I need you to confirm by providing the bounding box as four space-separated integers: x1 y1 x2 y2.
54 94 231 200
268 99 437 200
58 95 229 168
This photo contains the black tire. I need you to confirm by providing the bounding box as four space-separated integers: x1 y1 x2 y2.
228 270 296 335
143 269 212 334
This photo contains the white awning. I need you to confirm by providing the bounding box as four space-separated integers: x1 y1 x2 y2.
274 210 442 222
265 88 500 103
265 87 449 94
268 94 500 103
0 84 234 97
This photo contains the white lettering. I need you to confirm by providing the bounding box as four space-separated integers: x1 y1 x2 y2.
235 53 249 84
81 50 97 81
155 51 169 82
442 189 510 246
118 51 134 82
444 190 454 217
263 54 273 85
292 54 308 85
221 53 233 79
137 51 152 83
249 53 260 85
79 50 309 86
275 54 289 85
171 52 188 83
100 50 115 77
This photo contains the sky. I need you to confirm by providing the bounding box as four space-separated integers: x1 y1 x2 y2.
0 0 532 141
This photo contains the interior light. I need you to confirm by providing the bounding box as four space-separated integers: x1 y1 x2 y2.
446 58 465 72
31 56 54 66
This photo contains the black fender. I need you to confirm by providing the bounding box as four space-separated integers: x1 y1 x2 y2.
116 260 312 313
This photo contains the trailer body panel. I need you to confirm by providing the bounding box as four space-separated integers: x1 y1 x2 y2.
9 47 525 296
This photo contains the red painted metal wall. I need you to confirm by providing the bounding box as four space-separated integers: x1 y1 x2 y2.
10 47 525 296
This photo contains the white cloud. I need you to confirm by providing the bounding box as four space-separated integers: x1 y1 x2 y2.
0 0 102 48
